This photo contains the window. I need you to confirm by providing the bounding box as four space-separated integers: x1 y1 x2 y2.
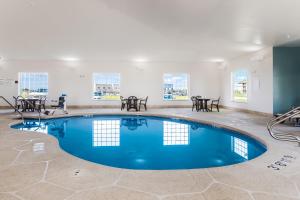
93 73 120 100
93 120 120 147
231 70 248 102
231 137 248 159
19 72 48 97
163 121 189 145
163 73 189 100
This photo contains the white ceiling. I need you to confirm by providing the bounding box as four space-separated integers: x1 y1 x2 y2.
1 0 300 62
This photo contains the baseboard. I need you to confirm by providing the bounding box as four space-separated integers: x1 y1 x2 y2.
0 106 13 109
148 105 191 109
221 105 272 117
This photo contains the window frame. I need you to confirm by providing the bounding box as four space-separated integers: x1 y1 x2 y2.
92 73 121 101
163 73 190 101
18 72 49 97
231 69 248 103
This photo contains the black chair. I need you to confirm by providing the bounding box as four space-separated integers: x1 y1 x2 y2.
35 96 47 112
48 96 67 115
196 96 204 111
211 97 220 112
13 96 23 112
51 96 65 109
127 96 138 111
191 96 197 111
139 96 148 111
120 96 127 110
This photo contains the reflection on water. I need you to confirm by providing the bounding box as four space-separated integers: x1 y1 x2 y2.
231 136 248 159
19 121 48 134
93 120 120 147
19 120 68 138
190 123 202 130
49 120 68 138
163 121 189 145
121 118 148 131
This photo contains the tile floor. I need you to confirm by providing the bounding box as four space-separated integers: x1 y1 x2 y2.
0 108 300 200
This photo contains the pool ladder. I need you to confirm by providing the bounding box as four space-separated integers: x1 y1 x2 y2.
267 107 300 146
0 96 41 124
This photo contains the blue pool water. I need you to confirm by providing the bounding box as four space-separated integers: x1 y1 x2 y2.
12 115 266 170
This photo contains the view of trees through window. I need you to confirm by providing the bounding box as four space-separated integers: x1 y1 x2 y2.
163 74 189 100
232 70 248 102
18 72 48 98
93 73 120 100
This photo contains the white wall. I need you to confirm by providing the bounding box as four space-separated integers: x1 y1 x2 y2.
0 60 221 107
220 47 273 114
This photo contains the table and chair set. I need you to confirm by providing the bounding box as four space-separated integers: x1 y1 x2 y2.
120 96 148 111
13 96 47 112
191 96 220 112
12 95 218 113
13 96 64 113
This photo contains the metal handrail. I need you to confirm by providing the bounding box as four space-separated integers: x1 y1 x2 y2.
267 107 300 145
268 107 300 125
0 96 42 124
0 96 24 123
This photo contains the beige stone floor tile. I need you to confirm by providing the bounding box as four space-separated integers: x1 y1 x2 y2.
202 183 252 200
2 132 42 141
14 138 61 164
0 131 43 150
46 158 122 191
68 186 158 200
0 136 29 151
163 193 205 200
15 137 57 151
287 173 300 194
0 163 46 192
252 193 300 200
0 129 19 136
265 145 300 177
16 182 74 200
0 193 21 200
0 149 19 170
117 170 213 195
208 164 298 196
44 154 85 179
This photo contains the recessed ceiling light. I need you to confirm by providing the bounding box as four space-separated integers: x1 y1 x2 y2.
208 58 225 63
242 45 262 52
133 57 148 63
61 57 80 62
